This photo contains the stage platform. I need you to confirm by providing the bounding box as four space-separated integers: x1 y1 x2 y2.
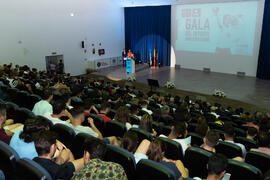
93 64 270 110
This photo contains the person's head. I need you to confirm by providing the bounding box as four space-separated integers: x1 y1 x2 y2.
0 104 7 125
161 105 170 115
258 131 270 147
204 130 220 148
100 102 111 114
70 106 85 125
147 139 166 162
171 121 188 139
20 117 49 143
195 116 209 136
52 99 66 115
207 153 228 179
224 123 235 140
130 104 139 115
114 106 130 124
83 137 107 165
120 131 139 153
211 106 217 113
34 131 57 158
42 88 53 101
139 114 153 133
140 101 148 109
247 127 257 139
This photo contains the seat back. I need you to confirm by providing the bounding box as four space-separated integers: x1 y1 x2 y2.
16 91 29 108
52 124 75 148
245 151 270 174
212 129 225 140
15 158 52 180
130 115 140 125
5 101 19 121
227 159 262 180
188 132 204 146
136 159 177 180
105 144 136 180
208 122 223 130
129 128 153 143
86 114 105 134
234 137 257 151
27 94 41 110
0 141 19 179
187 123 197 133
15 107 35 124
157 137 184 161
234 127 246 137
104 120 127 137
184 147 212 178
71 133 93 159
159 124 171 136
107 109 116 119
215 141 242 158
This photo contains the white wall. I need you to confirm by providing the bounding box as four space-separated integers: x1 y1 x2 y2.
0 0 125 75
171 0 265 76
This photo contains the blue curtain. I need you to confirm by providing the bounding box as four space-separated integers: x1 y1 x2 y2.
257 1 270 79
125 6 171 66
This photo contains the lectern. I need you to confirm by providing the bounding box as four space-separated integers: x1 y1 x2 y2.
126 58 135 77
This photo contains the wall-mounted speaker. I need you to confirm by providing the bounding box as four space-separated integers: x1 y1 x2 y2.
81 41 85 48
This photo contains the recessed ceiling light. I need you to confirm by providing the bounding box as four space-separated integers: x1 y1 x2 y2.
70 13 74 17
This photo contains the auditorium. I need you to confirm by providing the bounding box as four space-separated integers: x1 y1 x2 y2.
0 0 270 179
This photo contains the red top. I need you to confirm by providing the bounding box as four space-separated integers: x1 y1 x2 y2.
128 52 132 58
0 128 11 145
98 114 111 123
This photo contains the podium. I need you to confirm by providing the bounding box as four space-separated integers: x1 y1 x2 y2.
126 58 135 77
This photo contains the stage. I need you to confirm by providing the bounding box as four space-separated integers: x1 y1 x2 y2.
93 64 270 110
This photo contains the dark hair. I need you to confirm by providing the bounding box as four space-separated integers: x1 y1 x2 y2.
114 106 130 124
205 130 220 147
224 123 234 138
0 104 6 117
42 88 53 100
140 101 148 107
70 106 84 119
172 121 187 138
52 99 66 114
161 105 170 114
120 131 138 153
83 137 107 160
139 114 153 133
147 139 166 162
195 116 209 136
258 131 270 147
247 127 257 137
208 153 228 175
83 98 93 110
100 102 111 111
19 118 48 143
34 131 57 156
130 104 139 114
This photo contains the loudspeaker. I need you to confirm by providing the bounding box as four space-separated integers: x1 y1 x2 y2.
81 41 85 48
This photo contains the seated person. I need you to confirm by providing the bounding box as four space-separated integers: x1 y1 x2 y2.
83 98 99 116
246 127 257 141
32 88 53 116
195 115 210 137
120 130 139 154
71 137 128 180
97 102 111 123
200 130 220 153
160 105 174 125
159 121 189 154
242 114 259 131
251 131 270 156
130 104 141 120
0 104 12 144
223 123 246 157
139 114 157 137
34 131 84 180
140 101 153 115
44 99 73 126
194 153 228 180
114 106 132 130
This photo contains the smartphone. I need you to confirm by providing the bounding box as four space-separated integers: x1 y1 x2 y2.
222 173 231 180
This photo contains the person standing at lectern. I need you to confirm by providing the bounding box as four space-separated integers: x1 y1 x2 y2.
128 49 134 59
122 48 127 67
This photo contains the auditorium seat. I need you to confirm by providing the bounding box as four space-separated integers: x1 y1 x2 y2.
212 129 225 140
15 91 29 108
6 87 19 103
188 132 204 146
129 128 153 143
157 137 184 161
104 144 136 180
71 133 93 159
136 159 177 180
0 141 19 180
37 116 53 129
234 127 246 137
130 115 140 125
27 94 41 110
215 140 242 158
245 151 270 174
51 124 76 148
159 124 171 136
208 122 223 131
184 147 212 179
15 107 35 124
5 101 18 121
107 109 116 119
234 137 258 151
104 120 127 137
187 123 197 133
15 158 52 180
227 159 262 180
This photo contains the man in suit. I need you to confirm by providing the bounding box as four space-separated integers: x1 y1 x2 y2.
122 48 126 67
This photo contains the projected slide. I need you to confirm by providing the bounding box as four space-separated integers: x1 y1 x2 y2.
175 1 258 56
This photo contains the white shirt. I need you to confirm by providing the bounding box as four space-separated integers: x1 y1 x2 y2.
72 125 98 138
224 140 246 157
210 112 220 119
44 112 72 126
141 108 153 115
32 100 53 116
159 134 188 155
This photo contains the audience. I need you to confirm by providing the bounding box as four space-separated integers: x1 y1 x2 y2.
130 104 141 120
141 101 153 115
0 104 11 144
114 106 132 130
32 88 53 116
251 131 270 156
97 102 111 123
246 127 257 141
71 137 128 180
120 131 139 153
195 115 209 137
139 114 157 137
